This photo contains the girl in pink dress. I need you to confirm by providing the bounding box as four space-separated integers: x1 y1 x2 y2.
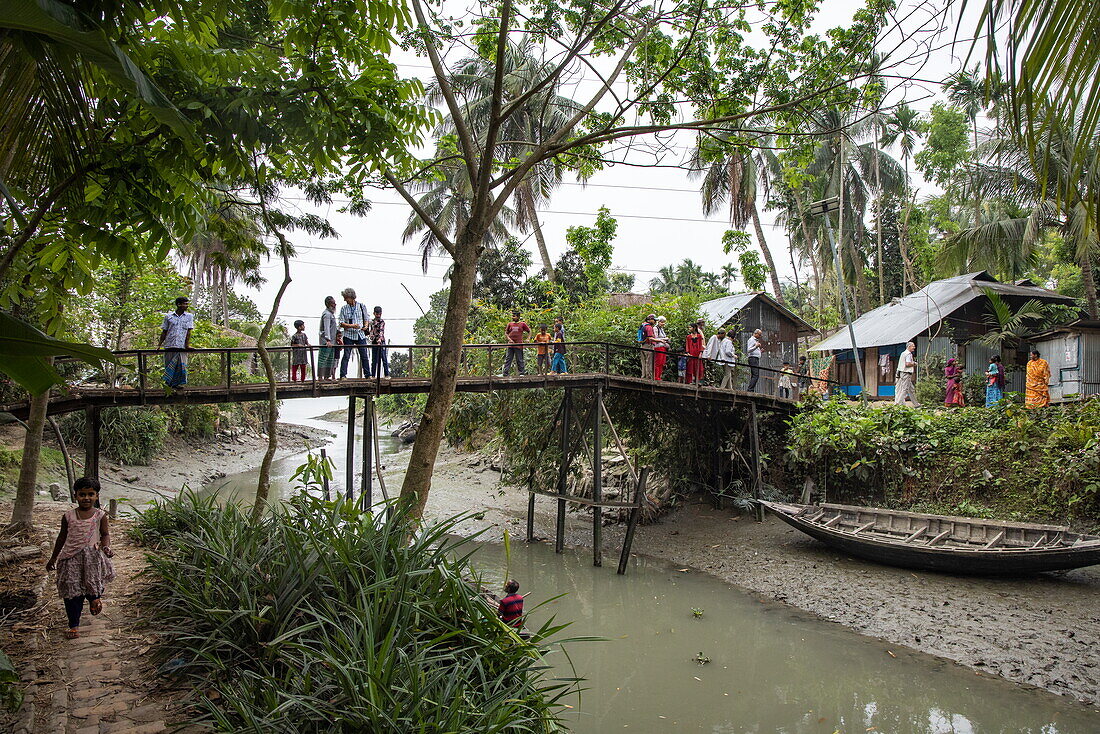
46 478 116 638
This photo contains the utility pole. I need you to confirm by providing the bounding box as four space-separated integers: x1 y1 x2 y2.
809 196 867 402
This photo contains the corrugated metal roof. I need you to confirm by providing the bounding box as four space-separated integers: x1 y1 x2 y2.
809 272 1076 352
699 292 815 333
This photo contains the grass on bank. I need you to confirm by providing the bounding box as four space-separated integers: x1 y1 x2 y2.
132 492 582 732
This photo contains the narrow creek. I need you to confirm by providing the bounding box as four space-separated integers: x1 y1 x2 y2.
201 398 1100 732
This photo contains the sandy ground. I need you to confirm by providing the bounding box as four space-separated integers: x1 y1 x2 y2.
90 423 333 512
416 448 1100 709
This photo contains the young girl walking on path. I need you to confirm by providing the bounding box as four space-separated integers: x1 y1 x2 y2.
46 478 116 638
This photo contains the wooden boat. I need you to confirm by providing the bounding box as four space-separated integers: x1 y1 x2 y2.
758 501 1100 575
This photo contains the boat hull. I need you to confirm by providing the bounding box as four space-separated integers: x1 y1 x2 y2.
760 501 1100 575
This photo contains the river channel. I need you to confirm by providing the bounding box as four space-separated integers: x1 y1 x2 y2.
201 397 1100 732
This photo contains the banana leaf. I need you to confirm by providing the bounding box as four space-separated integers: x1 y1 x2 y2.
0 311 116 395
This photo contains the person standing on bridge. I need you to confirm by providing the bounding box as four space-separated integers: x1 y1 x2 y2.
158 296 194 390
502 310 530 376
685 322 705 384
637 314 656 379
318 296 339 380
368 306 390 378
338 288 370 379
712 329 736 389
652 316 670 380
290 320 309 381
551 322 568 374
745 329 764 392
534 324 552 375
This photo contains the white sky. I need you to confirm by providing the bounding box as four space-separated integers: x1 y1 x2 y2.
243 0 984 344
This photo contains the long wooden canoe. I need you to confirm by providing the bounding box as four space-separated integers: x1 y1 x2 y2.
758 501 1100 575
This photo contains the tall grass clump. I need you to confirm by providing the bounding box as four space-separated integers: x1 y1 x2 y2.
135 492 578 732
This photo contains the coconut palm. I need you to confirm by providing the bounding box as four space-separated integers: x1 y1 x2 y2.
412 41 580 280
689 133 785 301
880 103 924 292
179 202 267 326
942 108 1100 318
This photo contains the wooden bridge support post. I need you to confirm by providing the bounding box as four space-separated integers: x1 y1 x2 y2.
617 467 649 575
361 396 373 511
84 407 101 481
750 403 764 521
345 395 356 501
592 386 603 567
555 388 572 554
320 448 331 501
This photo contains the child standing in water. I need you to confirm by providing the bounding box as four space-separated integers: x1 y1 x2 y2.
46 478 116 638
498 579 524 629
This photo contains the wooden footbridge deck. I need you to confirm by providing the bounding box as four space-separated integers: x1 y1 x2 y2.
6 342 825 574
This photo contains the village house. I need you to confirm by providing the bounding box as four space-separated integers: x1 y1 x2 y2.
808 272 1078 398
699 292 817 394
1027 319 1100 402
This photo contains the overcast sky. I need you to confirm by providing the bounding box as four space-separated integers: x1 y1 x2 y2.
238 0 982 344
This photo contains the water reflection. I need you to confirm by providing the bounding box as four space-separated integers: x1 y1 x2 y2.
470 542 1100 733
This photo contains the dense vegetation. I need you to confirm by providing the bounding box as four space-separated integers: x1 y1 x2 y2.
786 397 1100 528
132 493 578 732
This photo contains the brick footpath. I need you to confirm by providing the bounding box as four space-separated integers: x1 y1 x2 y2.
8 522 204 734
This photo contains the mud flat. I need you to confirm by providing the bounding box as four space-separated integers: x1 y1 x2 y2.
417 450 1100 708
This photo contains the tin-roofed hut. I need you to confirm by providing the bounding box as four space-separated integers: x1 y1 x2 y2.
808 272 1078 398
699 292 816 394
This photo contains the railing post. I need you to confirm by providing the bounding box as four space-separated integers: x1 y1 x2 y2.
310 345 317 396
225 349 232 396
408 346 414 378
137 353 147 405
603 343 610 375
84 407 101 481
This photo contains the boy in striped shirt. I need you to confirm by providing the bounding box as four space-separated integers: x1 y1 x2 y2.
497 579 524 629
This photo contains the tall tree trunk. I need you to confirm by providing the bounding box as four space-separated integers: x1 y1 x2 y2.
252 228 292 520
520 185 556 282
8 387 49 530
1082 252 1099 319
898 158 918 293
399 229 482 520
750 206 784 302
874 139 884 307
221 279 230 327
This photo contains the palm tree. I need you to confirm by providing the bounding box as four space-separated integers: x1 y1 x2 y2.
880 104 924 292
720 263 738 291
946 68 986 227
416 42 580 280
942 108 1100 318
689 133 785 301
179 201 267 326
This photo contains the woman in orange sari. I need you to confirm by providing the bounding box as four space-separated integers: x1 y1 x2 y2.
1025 350 1051 408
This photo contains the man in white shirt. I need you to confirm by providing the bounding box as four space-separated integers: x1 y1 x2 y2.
894 341 919 405
158 296 194 389
745 328 764 392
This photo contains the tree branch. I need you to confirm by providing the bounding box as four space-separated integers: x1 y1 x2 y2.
383 170 456 257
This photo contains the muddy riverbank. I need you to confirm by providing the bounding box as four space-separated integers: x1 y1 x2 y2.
416 449 1100 708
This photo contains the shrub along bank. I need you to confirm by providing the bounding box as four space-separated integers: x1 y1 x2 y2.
785 396 1100 528
132 493 577 732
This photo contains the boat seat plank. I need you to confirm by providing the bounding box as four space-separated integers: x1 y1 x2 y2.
851 521 875 535
926 529 952 545
1030 534 1048 549
904 526 928 542
983 530 1005 549
823 514 843 528
807 509 826 523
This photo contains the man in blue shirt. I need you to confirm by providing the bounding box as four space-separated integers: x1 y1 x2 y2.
158 296 194 389
338 288 370 378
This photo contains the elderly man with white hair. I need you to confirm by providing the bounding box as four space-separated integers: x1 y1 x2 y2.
338 287 371 378
894 341 919 405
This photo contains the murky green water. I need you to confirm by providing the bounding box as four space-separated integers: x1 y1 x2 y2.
203 398 1100 732
470 541 1100 733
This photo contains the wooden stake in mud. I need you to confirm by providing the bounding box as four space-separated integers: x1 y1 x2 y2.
592 386 603 567
750 403 764 521
617 467 649 575
361 396 373 510
555 388 572 553
345 395 356 501
320 448 331 501
84 407 101 480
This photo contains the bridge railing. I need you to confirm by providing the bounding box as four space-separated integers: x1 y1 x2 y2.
47 340 839 401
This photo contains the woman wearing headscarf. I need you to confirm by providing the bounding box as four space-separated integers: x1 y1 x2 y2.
1025 350 1051 408
943 358 964 407
985 355 1005 407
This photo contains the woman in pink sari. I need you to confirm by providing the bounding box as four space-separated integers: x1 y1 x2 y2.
943 358 963 407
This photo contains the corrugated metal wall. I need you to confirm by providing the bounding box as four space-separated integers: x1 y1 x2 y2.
963 342 1025 393
1031 332 1100 401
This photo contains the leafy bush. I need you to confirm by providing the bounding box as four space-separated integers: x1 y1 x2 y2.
786 396 1100 525
137 493 578 731
59 407 168 465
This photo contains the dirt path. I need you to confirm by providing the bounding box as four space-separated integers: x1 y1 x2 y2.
418 450 1100 709
2 502 202 734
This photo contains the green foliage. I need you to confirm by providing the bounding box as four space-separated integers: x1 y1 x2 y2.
786 397 1100 524
136 493 579 731
565 207 618 294
914 102 970 191
721 230 768 292
59 407 167 465
288 451 335 497
0 312 117 395
0 649 24 713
